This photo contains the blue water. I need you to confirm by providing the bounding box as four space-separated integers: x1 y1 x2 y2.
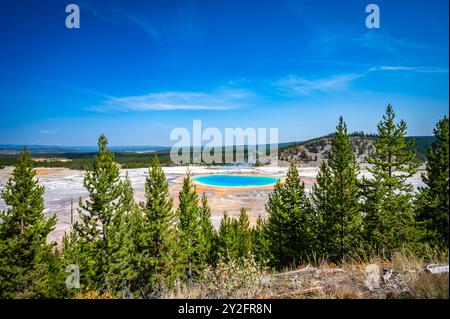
192 174 279 187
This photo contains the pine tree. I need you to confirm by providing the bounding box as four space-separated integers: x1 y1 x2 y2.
177 172 203 281
133 156 176 294
416 116 449 248
236 208 252 258
217 211 238 260
199 193 218 266
311 117 362 262
363 105 419 254
251 215 271 266
126 203 145 293
106 174 137 297
266 161 313 267
0 147 64 298
63 134 135 295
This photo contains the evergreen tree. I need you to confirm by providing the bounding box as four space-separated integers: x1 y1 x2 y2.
311 117 362 262
133 156 176 294
0 147 65 298
63 134 135 295
251 215 271 266
199 193 218 266
266 161 313 267
126 203 145 293
363 105 419 254
106 174 137 296
177 173 203 281
416 116 449 248
236 208 252 258
217 211 238 260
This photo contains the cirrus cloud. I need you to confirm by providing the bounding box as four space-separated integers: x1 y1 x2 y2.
274 73 364 95
90 88 254 112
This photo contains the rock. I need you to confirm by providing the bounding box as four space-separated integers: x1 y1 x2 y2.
382 269 393 283
426 264 449 274
364 264 380 291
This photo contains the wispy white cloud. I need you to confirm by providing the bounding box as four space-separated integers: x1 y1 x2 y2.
355 31 448 54
275 73 364 95
369 66 449 73
312 30 448 56
274 63 448 96
80 1 202 41
90 88 253 112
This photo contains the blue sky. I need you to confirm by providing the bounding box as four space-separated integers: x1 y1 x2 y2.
0 0 448 146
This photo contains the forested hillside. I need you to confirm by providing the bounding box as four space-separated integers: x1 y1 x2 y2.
279 134 434 164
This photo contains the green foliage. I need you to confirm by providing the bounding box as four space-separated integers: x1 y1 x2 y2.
363 105 420 254
131 156 177 295
416 116 449 248
311 117 362 262
217 211 238 260
267 161 313 267
201 256 265 298
217 209 253 262
236 208 252 258
407 136 436 162
0 147 65 298
199 193 218 266
177 173 204 281
62 134 136 296
251 215 271 266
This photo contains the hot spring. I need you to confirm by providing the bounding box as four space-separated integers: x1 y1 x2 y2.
191 174 279 188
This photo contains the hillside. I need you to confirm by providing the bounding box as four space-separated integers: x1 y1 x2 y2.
279 134 435 164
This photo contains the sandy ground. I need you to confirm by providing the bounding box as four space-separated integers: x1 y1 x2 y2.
0 165 426 244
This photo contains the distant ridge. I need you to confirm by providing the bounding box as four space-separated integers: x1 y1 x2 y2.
0 144 171 154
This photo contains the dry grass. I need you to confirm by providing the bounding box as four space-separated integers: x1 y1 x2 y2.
75 290 112 299
156 250 448 299
403 273 449 299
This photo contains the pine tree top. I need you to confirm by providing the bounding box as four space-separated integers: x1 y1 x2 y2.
368 104 418 187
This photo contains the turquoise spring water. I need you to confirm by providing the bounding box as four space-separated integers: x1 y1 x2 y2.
192 174 279 187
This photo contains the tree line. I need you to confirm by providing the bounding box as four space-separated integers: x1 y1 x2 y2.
0 105 448 298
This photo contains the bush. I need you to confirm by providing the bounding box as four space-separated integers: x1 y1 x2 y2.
201 256 267 298
159 256 268 299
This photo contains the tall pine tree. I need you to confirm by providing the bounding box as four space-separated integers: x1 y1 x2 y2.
236 208 252 258
217 211 238 260
363 105 419 254
416 116 449 248
177 173 203 282
311 117 362 262
199 193 218 266
63 134 135 295
0 147 65 298
132 156 177 294
267 161 313 267
106 173 137 297
251 215 271 266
